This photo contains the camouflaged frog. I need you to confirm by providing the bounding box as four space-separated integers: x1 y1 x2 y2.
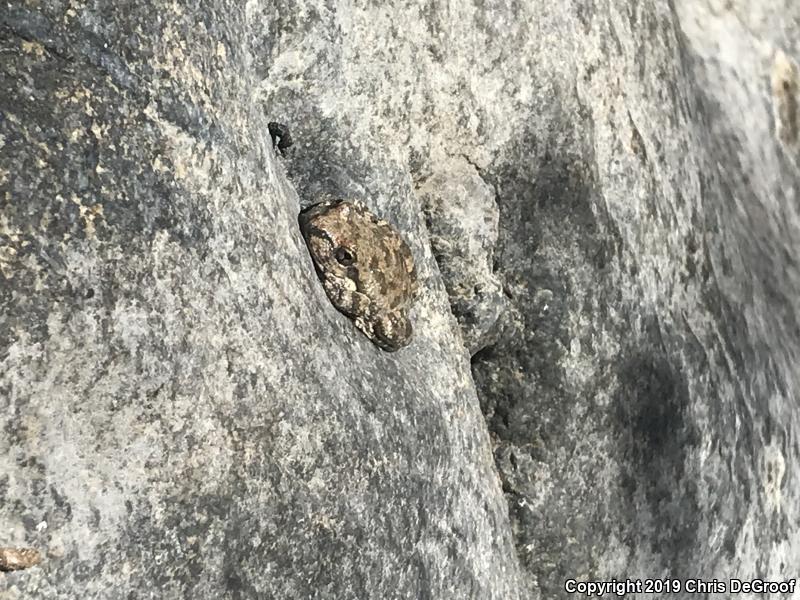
299 199 419 351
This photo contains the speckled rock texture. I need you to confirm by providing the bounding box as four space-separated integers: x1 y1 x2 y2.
0 3 520 599
2 1 799 599
416 159 513 354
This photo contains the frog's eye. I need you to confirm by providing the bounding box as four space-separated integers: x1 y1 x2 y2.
334 247 355 266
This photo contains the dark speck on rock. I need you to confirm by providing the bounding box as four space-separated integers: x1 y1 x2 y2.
268 121 293 155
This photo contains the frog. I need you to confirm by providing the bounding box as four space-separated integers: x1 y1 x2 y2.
299 199 419 351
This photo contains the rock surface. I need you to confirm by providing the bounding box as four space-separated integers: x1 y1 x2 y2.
416 160 513 354
2 1 799 599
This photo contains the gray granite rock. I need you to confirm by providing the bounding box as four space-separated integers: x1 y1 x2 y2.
416 159 514 354
0 3 521 599
3 1 800 599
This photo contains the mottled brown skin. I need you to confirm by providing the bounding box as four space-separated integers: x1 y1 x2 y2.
299 199 419 351
0 547 41 572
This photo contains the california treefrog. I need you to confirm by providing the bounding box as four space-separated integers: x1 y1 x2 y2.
299 199 419 351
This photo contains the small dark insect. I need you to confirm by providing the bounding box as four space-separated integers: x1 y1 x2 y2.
268 121 293 155
0 547 42 572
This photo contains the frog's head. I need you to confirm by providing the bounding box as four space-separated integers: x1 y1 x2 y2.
299 198 417 352
299 199 363 293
